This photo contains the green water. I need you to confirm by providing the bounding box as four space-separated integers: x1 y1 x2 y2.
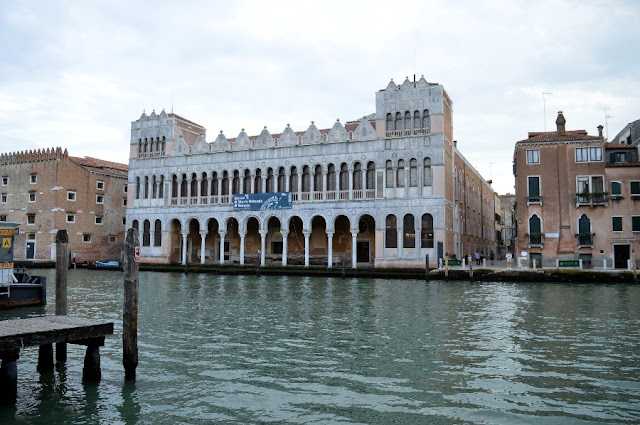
1 270 639 424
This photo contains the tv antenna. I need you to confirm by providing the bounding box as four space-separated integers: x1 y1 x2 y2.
543 92 553 131
604 108 613 140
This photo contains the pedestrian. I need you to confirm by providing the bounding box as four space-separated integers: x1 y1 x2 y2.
72 252 77 269
506 252 512 269
475 251 481 266
489 250 495 265
520 249 528 269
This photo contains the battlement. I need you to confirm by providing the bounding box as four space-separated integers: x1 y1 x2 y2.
0 147 68 165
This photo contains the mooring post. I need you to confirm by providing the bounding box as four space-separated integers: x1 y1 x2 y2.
425 254 430 281
123 228 139 380
0 351 19 404
37 344 54 374
55 230 68 364
82 341 102 382
256 250 260 277
445 255 449 281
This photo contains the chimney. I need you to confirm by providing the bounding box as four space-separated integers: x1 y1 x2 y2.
453 140 458 148
597 125 603 138
556 111 566 134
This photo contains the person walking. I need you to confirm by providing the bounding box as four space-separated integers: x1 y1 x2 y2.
506 252 513 269
475 251 481 266
520 249 528 269
489 250 495 266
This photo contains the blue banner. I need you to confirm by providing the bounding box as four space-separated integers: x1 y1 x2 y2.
233 192 292 211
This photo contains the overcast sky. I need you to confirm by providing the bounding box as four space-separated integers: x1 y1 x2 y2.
1 0 638 195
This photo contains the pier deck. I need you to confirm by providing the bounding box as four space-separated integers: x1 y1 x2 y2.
0 316 114 404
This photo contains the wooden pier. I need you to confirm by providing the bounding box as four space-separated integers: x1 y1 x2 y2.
0 316 113 404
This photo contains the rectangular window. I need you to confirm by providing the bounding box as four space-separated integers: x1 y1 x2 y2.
123 185 128 193
96 194 104 204
611 181 622 197
612 216 623 232
95 215 103 225
67 191 76 201
527 176 541 204
526 149 539 164
589 147 602 161
632 216 640 232
123 198 127 206
27 233 36 240
575 147 588 162
2 176 8 186
122 217 126 225
0 215 6 221
27 214 35 225
30 174 37 184
82 234 91 243
96 181 105 190
29 192 36 202
108 235 117 243
631 181 640 197
66 214 75 223
1 194 6 204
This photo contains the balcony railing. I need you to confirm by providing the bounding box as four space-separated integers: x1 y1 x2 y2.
577 233 594 246
576 192 608 206
339 190 349 200
385 128 430 138
365 189 375 199
352 189 363 200
527 196 543 205
528 233 543 246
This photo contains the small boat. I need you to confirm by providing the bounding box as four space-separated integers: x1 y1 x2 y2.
96 261 120 267
0 222 46 309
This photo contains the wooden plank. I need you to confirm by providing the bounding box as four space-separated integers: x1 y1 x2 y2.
0 316 113 352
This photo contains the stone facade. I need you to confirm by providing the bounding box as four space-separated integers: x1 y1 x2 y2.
0 148 128 263
126 77 496 268
514 112 640 269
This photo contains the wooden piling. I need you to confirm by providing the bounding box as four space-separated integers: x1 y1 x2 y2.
425 254 430 281
445 254 449 281
37 344 54 373
55 230 68 363
123 228 139 380
0 351 19 404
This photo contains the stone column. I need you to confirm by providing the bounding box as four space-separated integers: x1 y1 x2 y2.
218 231 226 265
199 231 207 264
181 232 188 265
239 232 246 265
281 230 289 266
186 178 192 203
285 173 290 192
351 230 358 269
303 231 311 267
260 230 267 267
415 224 422 260
322 169 327 201
327 231 334 268
217 178 222 204
348 167 353 200
297 172 302 201
397 226 402 260
196 178 202 203
261 176 267 194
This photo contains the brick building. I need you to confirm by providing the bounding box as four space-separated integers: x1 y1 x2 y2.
0 148 128 263
514 112 640 269
126 76 496 268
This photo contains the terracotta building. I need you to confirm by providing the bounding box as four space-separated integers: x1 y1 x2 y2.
513 112 640 269
0 148 128 263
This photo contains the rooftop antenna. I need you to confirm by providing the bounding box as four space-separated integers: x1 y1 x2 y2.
604 108 613 140
543 92 553 131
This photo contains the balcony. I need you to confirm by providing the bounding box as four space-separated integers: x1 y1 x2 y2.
575 192 608 207
528 233 543 247
385 128 430 138
527 196 543 205
577 233 594 247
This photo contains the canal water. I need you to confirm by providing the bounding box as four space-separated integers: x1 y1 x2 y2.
1 270 639 424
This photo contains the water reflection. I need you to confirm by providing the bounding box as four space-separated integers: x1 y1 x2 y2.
0 270 639 424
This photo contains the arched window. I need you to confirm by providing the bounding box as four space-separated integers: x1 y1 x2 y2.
339 163 348 190
366 161 375 190
277 167 285 192
180 174 188 198
414 110 420 129
144 176 149 199
423 158 432 186
327 164 336 191
132 220 139 231
222 171 229 195
409 158 417 187
200 172 208 197
290 166 298 192
397 159 405 187
152 175 157 198
243 170 251 193
578 214 592 245
404 111 411 130
313 165 323 192
403 214 415 248
421 214 434 248
385 215 397 248
386 113 393 131
353 162 362 190
154 219 162 246
395 112 403 131
231 170 239 195
211 172 218 196
171 175 178 198
423 109 430 131
254 169 262 194
266 168 274 193
135 177 140 199
143 220 151 247
158 175 164 198
302 166 311 193
386 160 394 188
191 173 198 197
529 214 542 245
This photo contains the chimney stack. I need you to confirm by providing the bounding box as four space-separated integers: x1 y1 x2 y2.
597 125 603 138
453 140 457 148
555 111 566 134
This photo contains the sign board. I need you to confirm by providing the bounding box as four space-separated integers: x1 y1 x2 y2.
134 246 141 262
233 192 292 211
545 233 559 238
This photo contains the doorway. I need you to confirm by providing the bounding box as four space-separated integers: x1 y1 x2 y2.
356 241 369 263
26 241 35 259
614 245 630 269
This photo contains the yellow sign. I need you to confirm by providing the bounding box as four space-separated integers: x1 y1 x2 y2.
2 238 11 248
0 230 14 236
0 262 14 269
